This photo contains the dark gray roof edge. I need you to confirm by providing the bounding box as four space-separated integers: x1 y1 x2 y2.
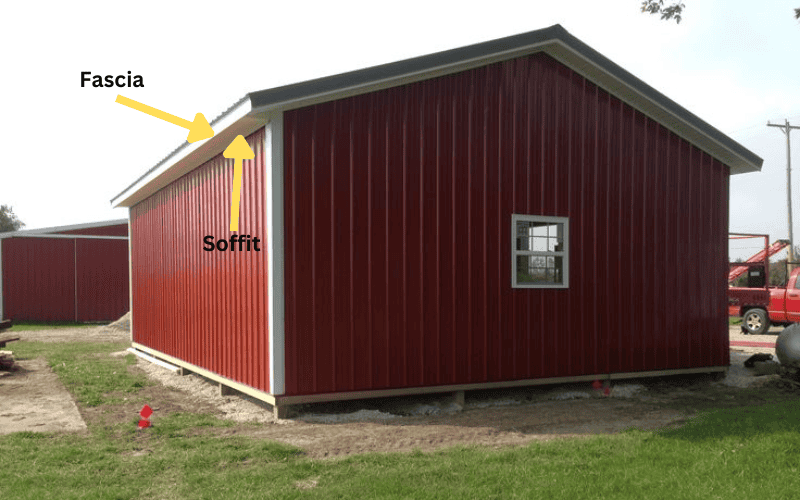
247 25 566 108
247 24 762 169
110 95 251 204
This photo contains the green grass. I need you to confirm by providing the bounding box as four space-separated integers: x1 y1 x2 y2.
2 401 800 499
4 321 104 332
12 341 150 406
729 316 742 325
3 341 800 499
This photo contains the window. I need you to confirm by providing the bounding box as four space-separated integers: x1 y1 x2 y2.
511 214 569 289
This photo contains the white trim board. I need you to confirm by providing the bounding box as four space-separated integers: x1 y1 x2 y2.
266 116 285 396
128 211 134 343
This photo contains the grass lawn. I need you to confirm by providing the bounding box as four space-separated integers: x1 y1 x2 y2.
2 341 800 499
3 321 105 332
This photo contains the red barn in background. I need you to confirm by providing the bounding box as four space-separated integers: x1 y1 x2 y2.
0 219 129 322
112 25 763 417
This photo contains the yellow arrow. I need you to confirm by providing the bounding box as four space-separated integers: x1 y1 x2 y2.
115 94 214 143
223 135 255 232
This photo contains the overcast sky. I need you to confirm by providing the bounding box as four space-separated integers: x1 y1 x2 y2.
1 0 798 259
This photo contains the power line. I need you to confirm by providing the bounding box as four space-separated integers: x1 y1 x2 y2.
767 119 800 268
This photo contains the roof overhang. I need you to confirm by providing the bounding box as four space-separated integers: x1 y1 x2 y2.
111 24 762 208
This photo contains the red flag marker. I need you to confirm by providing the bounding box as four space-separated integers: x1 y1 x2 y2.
138 404 153 429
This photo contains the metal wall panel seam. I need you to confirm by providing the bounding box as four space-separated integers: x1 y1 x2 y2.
330 104 337 391
347 107 358 388
128 212 134 343
73 238 78 322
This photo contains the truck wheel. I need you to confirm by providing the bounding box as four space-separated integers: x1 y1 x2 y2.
743 308 770 335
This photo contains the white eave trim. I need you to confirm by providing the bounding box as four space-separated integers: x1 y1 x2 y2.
0 219 128 238
111 97 257 208
0 234 128 240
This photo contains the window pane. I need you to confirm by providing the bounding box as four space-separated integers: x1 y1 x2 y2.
515 221 564 253
516 255 564 285
531 224 549 237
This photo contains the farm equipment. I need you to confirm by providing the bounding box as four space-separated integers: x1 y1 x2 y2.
728 233 800 334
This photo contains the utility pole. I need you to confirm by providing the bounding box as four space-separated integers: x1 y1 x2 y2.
767 119 800 269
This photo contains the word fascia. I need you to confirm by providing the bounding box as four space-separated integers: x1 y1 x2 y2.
203 235 261 252
81 71 144 88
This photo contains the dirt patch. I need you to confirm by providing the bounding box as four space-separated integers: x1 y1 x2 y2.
0 357 87 435
133 354 795 459
14 325 128 344
241 399 687 459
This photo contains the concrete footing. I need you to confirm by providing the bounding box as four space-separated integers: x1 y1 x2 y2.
273 404 291 419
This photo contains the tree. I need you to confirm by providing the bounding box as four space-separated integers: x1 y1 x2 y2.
641 2 800 23
0 205 25 233
640 1 685 23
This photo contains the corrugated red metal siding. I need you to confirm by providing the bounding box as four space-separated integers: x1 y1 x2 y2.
2 236 130 322
56 224 128 237
130 129 270 394
283 52 730 397
2 237 76 321
75 238 129 321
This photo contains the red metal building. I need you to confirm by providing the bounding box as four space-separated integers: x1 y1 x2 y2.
113 25 763 416
0 219 130 322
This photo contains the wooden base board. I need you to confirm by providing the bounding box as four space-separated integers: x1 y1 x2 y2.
273 365 728 405
130 343 726 417
130 343 276 406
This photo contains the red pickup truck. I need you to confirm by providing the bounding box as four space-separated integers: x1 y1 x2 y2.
730 266 800 335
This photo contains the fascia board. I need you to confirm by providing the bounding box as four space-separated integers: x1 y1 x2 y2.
111 98 258 208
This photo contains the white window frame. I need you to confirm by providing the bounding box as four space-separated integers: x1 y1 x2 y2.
511 214 569 289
